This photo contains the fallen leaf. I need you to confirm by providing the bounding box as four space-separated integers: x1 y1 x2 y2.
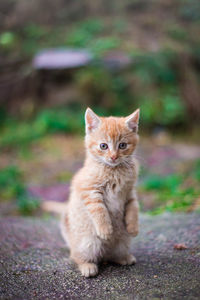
173 243 188 250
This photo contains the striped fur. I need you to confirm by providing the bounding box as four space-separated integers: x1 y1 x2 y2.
61 108 140 277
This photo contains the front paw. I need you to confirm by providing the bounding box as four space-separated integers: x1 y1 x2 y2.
126 223 139 237
96 223 113 240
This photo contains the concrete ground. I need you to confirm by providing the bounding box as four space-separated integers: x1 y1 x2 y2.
0 213 200 300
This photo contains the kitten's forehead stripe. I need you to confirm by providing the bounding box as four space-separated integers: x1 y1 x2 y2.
100 117 126 142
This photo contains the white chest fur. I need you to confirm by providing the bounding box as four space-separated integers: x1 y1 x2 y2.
103 175 132 215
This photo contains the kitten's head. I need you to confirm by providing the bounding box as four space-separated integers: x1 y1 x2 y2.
85 108 140 167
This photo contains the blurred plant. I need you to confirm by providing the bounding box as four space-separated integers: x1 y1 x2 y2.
0 108 84 150
0 166 24 200
23 23 46 39
0 32 16 48
141 160 200 214
167 25 188 42
90 37 120 57
66 18 120 56
75 65 135 115
75 66 112 105
141 91 186 127
75 49 188 127
193 159 200 181
133 51 177 85
34 109 81 134
66 19 104 48
21 23 47 55
0 166 39 215
128 50 187 128
0 31 18 55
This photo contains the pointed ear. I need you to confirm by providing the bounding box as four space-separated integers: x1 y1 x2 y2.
85 107 101 134
125 108 140 132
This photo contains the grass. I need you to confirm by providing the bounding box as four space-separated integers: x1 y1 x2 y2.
140 159 200 214
0 166 40 215
0 108 84 150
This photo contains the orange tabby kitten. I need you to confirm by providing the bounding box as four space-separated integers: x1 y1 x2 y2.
61 108 140 277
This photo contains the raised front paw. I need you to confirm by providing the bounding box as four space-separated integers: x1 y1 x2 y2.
96 223 113 240
126 223 139 237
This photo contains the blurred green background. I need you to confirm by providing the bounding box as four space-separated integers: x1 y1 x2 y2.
0 0 200 216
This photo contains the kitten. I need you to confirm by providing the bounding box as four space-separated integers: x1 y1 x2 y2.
61 108 140 277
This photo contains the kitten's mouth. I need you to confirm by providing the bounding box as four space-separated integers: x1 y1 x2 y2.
106 160 120 167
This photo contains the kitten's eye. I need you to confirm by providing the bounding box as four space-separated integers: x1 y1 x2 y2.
100 143 108 150
119 142 127 149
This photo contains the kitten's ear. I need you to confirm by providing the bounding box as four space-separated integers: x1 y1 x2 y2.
125 108 140 132
85 107 101 134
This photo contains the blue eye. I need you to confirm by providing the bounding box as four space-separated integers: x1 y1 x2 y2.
100 143 108 150
119 142 127 149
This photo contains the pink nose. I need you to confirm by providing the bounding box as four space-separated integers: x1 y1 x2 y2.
110 154 117 161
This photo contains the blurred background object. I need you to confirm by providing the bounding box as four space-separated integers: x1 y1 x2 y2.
0 0 200 216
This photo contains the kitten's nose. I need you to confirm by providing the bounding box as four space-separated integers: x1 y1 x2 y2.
110 154 118 161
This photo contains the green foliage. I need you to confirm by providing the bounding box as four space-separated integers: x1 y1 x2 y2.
0 166 40 215
193 159 200 181
141 91 186 127
0 24 48 56
90 37 120 56
17 195 40 216
75 65 134 116
0 122 43 149
141 161 200 214
75 50 186 127
0 32 16 47
23 24 46 39
66 19 104 48
21 24 47 55
0 18 119 57
167 25 188 41
129 50 187 127
133 51 177 85
0 108 7 126
75 66 112 98
0 108 84 150
149 187 196 215
66 19 120 56
0 166 24 200
0 31 18 55
143 174 182 192
35 110 81 134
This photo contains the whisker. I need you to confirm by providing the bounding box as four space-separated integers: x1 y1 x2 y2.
123 154 146 162
122 154 148 167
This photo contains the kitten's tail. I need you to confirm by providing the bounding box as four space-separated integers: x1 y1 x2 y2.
41 201 67 214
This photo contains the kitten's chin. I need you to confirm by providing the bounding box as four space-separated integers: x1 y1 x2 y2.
105 160 120 167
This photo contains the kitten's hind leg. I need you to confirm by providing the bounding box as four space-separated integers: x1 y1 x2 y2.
113 254 136 265
78 262 98 277
107 240 136 265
